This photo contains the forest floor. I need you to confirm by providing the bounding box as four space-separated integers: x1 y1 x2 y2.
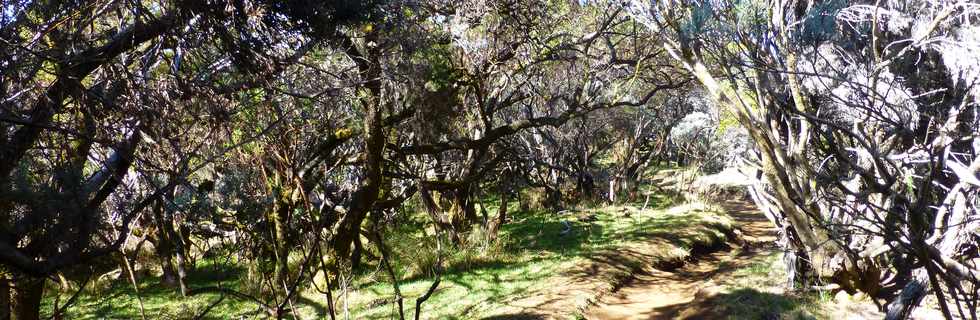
346 197 739 319
583 199 838 320
581 198 953 320
42 170 947 319
578 170 948 320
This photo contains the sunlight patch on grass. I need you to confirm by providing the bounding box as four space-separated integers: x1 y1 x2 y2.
40 198 736 320
713 252 831 320
340 200 735 319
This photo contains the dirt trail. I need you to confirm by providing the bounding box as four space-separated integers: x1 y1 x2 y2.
584 200 779 320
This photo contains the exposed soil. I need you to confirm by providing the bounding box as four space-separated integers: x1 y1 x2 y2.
583 197 964 320
584 200 784 320
483 203 737 320
482 196 959 320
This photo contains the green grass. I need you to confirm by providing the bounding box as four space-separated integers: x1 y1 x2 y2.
40 196 735 320
42 261 257 319
338 200 734 319
708 251 833 320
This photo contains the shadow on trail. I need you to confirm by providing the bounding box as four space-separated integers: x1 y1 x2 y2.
481 313 547 320
585 199 798 320
646 288 816 320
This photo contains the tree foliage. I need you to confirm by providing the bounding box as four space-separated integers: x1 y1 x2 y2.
0 0 976 319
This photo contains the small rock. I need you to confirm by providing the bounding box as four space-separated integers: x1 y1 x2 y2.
851 292 868 302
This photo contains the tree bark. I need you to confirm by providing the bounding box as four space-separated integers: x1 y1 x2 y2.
545 187 562 210
487 192 509 243
0 276 9 320
576 171 595 198
10 277 42 320
446 188 479 241
419 190 462 245
269 199 290 293
331 31 384 263
350 233 364 270
660 40 843 279
171 243 190 296
160 195 190 296
608 179 617 203
152 201 178 288
885 270 928 320
0 13 183 186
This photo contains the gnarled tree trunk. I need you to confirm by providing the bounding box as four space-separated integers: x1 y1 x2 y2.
10 277 41 320
0 275 9 320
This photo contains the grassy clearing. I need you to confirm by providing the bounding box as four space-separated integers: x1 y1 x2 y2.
41 194 736 319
